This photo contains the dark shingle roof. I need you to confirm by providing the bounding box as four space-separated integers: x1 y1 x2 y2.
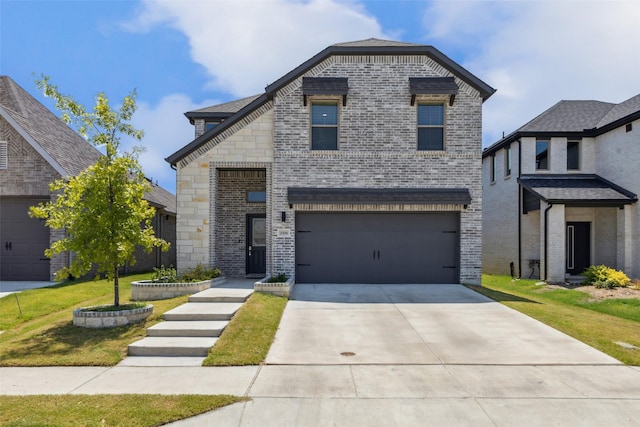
409 77 458 95
332 38 424 48
1 76 176 212
518 175 637 206
597 94 640 128
145 179 177 214
0 75 102 176
519 100 614 132
484 93 640 158
188 94 261 115
302 77 349 95
288 187 472 205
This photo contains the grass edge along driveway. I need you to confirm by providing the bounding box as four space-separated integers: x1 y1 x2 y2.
0 394 247 427
468 275 640 365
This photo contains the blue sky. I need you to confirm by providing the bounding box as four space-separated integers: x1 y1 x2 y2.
2 0 639 194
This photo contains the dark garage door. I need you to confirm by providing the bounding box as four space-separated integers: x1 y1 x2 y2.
295 212 459 283
0 198 50 281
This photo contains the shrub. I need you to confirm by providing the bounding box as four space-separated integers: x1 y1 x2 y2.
179 264 221 282
583 265 630 288
266 273 288 283
151 265 178 283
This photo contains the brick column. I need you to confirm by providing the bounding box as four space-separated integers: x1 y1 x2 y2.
542 202 566 283
617 204 633 275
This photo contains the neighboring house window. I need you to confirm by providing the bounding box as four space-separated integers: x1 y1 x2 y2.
311 102 338 150
567 140 580 170
490 155 496 183
0 141 7 169
536 139 549 170
247 191 266 203
417 104 444 150
504 145 511 177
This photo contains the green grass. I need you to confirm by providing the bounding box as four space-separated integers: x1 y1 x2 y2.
0 273 189 366
203 292 287 366
470 275 640 365
0 394 247 426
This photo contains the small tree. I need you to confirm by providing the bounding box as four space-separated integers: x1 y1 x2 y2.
30 76 169 307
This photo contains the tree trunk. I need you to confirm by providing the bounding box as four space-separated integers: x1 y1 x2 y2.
114 265 120 307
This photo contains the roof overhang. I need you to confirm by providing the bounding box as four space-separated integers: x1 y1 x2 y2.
409 77 458 106
288 187 472 206
518 174 637 208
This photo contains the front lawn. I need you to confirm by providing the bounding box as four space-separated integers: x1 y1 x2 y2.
0 273 188 366
0 394 246 427
470 275 640 365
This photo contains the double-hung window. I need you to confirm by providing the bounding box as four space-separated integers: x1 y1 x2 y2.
536 139 549 170
311 102 338 150
417 104 444 150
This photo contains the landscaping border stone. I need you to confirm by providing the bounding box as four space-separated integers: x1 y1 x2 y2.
130 277 226 300
73 304 153 328
254 276 294 297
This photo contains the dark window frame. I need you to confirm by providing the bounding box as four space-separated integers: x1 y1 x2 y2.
417 103 445 151
567 140 580 171
504 145 512 177
536 139 549 170
310 101 339 150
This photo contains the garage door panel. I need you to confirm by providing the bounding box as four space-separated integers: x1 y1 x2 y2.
296 212 459 284
0 198 50 281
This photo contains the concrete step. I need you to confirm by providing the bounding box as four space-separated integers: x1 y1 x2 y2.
146 320 229 337
118 356 206 367
163 302 243 321
188 288 253 303
128 337 218 357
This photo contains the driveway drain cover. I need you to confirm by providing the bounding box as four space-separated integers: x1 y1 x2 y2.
340 352 356 356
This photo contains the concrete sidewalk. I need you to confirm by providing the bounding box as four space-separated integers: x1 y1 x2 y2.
0 281 58 299
2 364 640 425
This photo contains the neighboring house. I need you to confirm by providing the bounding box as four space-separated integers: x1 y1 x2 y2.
166 39 495 285
482 95 639 283
0 75 176 281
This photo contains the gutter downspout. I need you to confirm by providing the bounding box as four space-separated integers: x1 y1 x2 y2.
543 203 553 281
517 139 522 278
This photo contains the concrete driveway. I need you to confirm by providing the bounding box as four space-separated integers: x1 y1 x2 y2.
266 284 619 365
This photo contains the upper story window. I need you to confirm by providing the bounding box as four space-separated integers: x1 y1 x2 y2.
504 145 512 177
311 102 338 150
0 141 7 169
567 140 580 170
417 104 444 151
536 139 549 170
490 155 496 183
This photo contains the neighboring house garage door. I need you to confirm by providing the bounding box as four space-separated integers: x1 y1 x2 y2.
0 198 50 281
295 212 459 283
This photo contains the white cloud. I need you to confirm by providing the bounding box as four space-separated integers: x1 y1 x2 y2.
422 1 640 145
126 0 389 97
121 93 220 193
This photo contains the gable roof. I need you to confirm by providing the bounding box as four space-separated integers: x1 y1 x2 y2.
1 75 176 213
0 75 102 176
166 38 496 166
484 93 640 157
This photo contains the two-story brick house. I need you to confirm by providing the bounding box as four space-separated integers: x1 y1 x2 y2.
167 39 495 285
482 95 639 283
0 75 176 281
